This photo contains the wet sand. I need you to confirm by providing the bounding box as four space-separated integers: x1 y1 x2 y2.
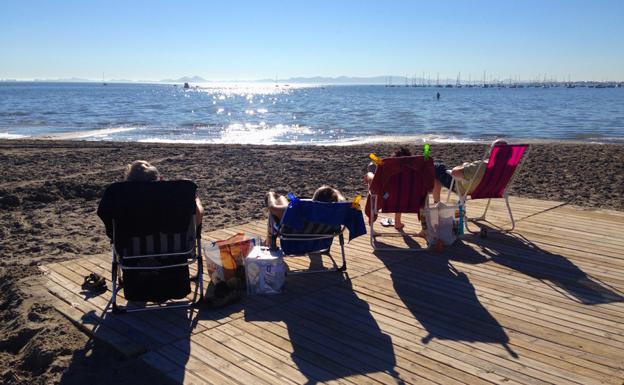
1 139 623 384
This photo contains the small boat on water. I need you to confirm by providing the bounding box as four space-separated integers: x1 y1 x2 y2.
183 82 190 89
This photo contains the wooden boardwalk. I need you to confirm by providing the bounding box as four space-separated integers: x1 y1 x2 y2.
41 196 624 385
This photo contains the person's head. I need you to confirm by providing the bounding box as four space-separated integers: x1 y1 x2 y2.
124 160 160 182
312 185 345 203
391 146 411 157
487 139 508 157
490 139 508 149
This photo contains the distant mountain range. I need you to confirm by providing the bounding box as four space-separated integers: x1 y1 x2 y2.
157 75 411 84
170 75 470 85
1 75 438 85
3 75 618 85
256 76 417 84
159 75 209 83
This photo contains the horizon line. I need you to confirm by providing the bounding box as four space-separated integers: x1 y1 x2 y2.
2 75 624 84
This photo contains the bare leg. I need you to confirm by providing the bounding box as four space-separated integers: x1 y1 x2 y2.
394 213 404 230
432 179 441 203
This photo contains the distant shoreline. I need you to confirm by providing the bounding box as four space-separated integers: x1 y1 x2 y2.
2 79 624 87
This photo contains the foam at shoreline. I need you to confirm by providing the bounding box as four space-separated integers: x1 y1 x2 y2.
34 126 139 140
16 132 620 146
0 132 28 139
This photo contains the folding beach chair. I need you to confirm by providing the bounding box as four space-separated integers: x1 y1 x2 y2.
365 155 436 251
269 195 366 274
446 144 530 232
97 180 204 313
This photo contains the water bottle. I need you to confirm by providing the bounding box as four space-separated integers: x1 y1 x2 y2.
458 204 464 235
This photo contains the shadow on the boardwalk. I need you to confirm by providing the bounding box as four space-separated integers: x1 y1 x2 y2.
57 304 185 385
245 272 404 385
470 229 624 305
373 235 518 358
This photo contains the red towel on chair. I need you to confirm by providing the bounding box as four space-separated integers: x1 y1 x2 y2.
365 156 435 218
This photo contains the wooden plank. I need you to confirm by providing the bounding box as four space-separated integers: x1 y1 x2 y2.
252 293 496 385
346 281 621 385
217 323 354 385
43 277 147 357
362 268 624 358
370 262 624 346
300 284 587 385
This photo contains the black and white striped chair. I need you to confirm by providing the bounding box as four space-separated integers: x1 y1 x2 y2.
97 180 203 313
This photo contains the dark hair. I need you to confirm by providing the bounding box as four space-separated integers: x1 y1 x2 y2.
391 146 411 157
312 185 345 203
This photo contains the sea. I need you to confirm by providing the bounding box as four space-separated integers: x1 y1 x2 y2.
1 82 623 145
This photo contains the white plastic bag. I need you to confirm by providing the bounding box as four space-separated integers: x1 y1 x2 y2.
425 202 460 246
244 246 286 295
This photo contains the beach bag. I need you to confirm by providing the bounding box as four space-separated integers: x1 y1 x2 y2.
245 246 286 295
203 233 261 286
424 202 461 246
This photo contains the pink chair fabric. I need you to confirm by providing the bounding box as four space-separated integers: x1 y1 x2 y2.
470 145 528 200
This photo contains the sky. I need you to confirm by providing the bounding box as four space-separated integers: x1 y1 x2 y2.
1 0 623 82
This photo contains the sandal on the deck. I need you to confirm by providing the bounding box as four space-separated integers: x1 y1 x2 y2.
380 217 394 227
82 273 107 293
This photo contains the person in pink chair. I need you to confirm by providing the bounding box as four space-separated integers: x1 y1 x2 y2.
432 139 508 203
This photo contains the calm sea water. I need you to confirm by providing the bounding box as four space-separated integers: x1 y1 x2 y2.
1 82 623 144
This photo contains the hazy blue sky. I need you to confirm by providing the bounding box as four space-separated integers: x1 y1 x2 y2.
1 0 623 81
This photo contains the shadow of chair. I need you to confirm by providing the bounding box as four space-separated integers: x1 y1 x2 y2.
57 302 192 385
373 234 518 358
54 259 219 385
465 228 624 305
245 272 404 385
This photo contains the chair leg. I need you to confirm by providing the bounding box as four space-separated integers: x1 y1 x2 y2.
197 239 204 301
111 252 124 314
504 194 516 231
480 198 492 221
370 219 376 249
446 179 455 203
369 198 378 250
465 198 491 223
338 233 347 271
466 196 516 233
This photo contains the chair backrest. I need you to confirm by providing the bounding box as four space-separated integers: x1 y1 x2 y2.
279 199 366 255
97 180 198 257
470 144 529 199
365 155 435 215
97 180 198 302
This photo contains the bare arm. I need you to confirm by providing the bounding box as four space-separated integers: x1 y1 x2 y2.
450 166 465 180
266 192 289 221
195 197 204 226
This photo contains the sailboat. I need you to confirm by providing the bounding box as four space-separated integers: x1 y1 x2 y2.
102 72 107 86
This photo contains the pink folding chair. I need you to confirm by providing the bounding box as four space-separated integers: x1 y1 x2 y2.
447 144 530 232
365 155 435 250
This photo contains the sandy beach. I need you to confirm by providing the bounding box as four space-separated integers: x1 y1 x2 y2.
1 139 623 384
